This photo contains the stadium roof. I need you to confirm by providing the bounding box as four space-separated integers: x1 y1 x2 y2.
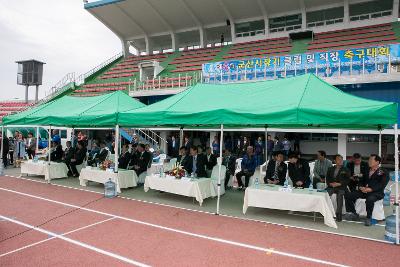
85 0 346 51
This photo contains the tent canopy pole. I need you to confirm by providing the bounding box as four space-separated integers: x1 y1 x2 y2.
216 124 224 215
394 123 399 245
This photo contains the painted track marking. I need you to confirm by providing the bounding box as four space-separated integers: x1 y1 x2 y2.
0 217 116 258
0 186 348 267
0 215 149 267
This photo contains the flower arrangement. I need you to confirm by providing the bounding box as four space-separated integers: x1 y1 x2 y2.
99 160 113 171
166 163 185 179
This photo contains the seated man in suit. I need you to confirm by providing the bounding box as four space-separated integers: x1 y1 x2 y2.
205 147 217 177
177 146 188 167
50 141 63 162
235 146 257 189
118 144 131 169
66 141 87 177
63 141 74 161
185 146 207 178
265 151 287 186
223 149 237 189
87 141 108 167
132 143 151 177
347 153 369 192
345 154 388 226
326 154 351 222
88 142 100 161
313 150 333 189
288 152 310 188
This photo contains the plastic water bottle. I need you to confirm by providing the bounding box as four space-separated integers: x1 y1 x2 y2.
254 176 259 188
283 178 289 188
384 188 391 206
385 209 399 243
308 181 314 193
104 178 117 198
160 166 164 177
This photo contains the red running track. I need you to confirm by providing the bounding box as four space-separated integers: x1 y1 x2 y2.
0 175 399 267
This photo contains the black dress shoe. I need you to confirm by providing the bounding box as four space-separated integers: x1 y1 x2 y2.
336 213 342 222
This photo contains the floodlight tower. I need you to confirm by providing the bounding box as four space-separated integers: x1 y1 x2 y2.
16 60 45 103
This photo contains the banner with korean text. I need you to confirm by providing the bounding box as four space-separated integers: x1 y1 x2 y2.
202 43 400 77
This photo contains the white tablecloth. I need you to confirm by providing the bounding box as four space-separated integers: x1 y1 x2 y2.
79 168 138 193
20 161 69 181
243 185 337 228
144 175 216 206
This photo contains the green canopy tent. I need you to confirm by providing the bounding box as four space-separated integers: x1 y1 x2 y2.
2 91 145 127
119 74 397 129
119 74 399 233
1 91 146 172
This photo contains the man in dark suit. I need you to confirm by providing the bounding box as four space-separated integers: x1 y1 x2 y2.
183 137 191 155
265 151 287 186
223 149 237 189
1 134 9 167
345 154 388 226
288 152 310 188
132 143 151 176
236 146 257 189
177 146 188 167
118 144 131 169
50 141 64 162
167 135 179 158
66 141 87 177
185 146 207 178
347 153 369 192
326 154 351 222
87 141 109 167
63 141 75 161
205 147 217 177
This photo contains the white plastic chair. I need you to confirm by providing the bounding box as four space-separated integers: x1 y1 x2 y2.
211 165 227 195
234 158 242 175
355 199 385 220
248 168 261 187
165 158 177 172
259 161 268 181
138 172 147 184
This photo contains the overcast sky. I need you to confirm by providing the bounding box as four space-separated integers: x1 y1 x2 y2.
0 0 121 101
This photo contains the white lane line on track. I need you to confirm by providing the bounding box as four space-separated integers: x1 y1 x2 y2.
0 217 116 258
3 174 389 244
0 186 348 267
0 215 149 267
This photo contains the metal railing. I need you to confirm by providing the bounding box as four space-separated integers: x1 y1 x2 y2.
128 71 202 93
75 52 123 86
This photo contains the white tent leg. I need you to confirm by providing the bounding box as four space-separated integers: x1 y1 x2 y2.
265 127 268 162
36 127 40 153
114 125 120 173
378 130 382 158
0 126 4 175
179 127 184 147
47 126 51 184
216 124 224 215
394 124 399 245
